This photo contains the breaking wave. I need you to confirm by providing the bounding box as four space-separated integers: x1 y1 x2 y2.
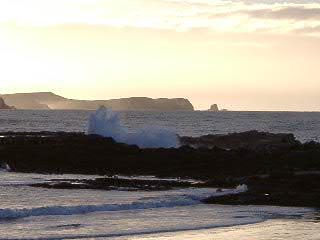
0 163 11 172
87 106 178 148
0 185 248 220
0 197 198 221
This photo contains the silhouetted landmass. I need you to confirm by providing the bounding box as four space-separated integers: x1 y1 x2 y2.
0 93 61 109
0 98 14 110
1 131 320 208
0 92 194 111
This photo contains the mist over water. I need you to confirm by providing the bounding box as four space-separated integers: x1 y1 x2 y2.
87 106 178 148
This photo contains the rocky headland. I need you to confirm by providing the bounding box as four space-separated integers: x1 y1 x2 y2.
0 92 194 111
0 131 320 208
0 98 14 110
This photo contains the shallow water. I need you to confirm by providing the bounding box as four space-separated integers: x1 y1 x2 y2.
125 220 320 240
0 172 318 240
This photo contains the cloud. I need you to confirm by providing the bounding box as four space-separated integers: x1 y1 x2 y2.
245 6 320 20
294 25 320 37
0 0 320 37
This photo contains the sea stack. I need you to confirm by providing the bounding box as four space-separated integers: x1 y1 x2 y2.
209 104 219 112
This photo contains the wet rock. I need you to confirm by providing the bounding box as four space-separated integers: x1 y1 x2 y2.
203 174 320 208
30 177 201 191
1 131 320 208
180 130 300 150
0 131 318 179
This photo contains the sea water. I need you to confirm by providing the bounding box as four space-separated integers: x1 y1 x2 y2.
0 172 318 240
0 110 319 239
1 110 320 142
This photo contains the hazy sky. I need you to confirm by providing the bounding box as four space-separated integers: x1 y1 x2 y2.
0 0 320 110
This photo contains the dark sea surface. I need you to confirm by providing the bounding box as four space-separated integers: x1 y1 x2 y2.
1 110 320 142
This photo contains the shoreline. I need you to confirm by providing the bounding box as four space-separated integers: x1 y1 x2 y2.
114 218 319 240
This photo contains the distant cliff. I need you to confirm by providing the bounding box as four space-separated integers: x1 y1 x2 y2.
0 98 14 110
0 92 194 111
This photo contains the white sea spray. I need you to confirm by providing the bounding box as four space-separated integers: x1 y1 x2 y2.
88 106 178 148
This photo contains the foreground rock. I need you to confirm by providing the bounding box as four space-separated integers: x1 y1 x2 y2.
0 131 318 179
180 130 299 150
203 174 320 208
31 177 205 191
1 131 320 208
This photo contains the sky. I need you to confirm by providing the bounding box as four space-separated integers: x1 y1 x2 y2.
0 0 320 111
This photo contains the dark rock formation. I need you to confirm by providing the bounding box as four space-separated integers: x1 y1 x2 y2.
203 174 320 208
209 104 219 112
0 98 14 110
180 131 299 150
1 92 194 111
1 131 320 207
0 131 318 178
31 177 204 191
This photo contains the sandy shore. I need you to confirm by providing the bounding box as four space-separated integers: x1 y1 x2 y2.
115 219 320 240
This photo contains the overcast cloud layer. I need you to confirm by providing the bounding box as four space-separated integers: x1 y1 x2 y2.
0 0 320 37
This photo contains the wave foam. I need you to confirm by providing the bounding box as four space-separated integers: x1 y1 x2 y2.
0 198 197 221
87 106 178 148
0 186 247 221
0 163 11 172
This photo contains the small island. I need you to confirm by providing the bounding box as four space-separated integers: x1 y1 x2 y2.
208 104 228 112
209 104 219 112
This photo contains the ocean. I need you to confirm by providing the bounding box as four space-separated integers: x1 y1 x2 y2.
0 110 319 239
1 110 320 142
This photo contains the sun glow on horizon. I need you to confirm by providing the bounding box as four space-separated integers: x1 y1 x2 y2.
0 0 320 110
